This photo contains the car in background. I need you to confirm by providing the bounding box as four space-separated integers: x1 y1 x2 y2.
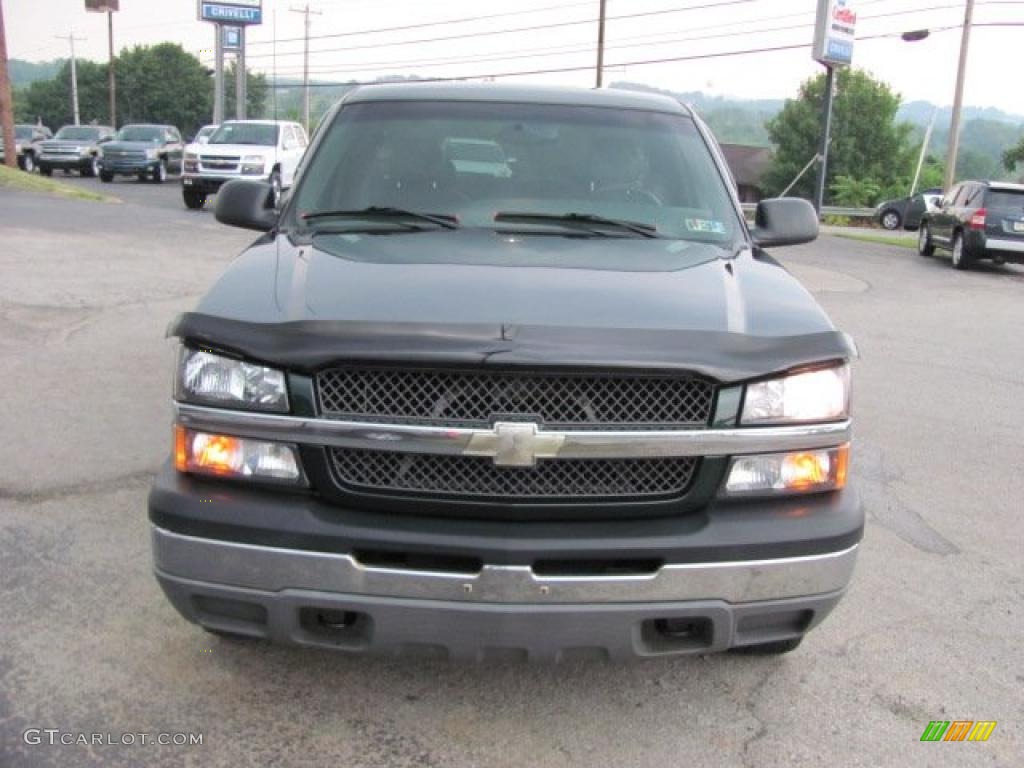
38 124 115 177
192 124 218 145
0 124 51 172
875 188 943 230
919 181 1024 269
98 124 185 183
181 120 308 210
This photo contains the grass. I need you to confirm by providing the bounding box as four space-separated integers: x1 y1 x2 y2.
832 231 916 250
0 164 118 203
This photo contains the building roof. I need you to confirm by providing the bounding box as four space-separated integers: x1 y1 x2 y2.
345 82 692 115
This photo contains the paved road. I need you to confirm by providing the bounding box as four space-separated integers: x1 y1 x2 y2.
1 183 1021 767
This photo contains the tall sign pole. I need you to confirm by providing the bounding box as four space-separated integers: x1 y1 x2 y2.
943 0 975 192
198 0 262 123
213 23 225 124
85 2 120 129
811 0 857 214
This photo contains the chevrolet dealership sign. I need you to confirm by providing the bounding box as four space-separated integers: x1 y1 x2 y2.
197 0 262 26
813 0 857 67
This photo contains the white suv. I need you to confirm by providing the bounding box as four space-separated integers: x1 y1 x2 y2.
181 120 308 210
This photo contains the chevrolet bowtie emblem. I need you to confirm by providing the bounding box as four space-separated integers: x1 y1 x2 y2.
464 422 565 467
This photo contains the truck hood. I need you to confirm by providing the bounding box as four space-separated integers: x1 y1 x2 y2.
197 229 835 337
177 230 852 381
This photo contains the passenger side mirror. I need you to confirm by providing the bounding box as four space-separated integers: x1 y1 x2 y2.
197 135 210 145
749 198 819 248
215 179 278 232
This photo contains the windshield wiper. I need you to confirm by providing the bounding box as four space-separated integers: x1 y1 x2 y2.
301 206 459 230
494 211 658 238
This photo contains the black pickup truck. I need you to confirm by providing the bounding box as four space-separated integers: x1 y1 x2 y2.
150 84 861 660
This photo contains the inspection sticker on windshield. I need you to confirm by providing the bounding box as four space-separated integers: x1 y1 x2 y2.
685 218 726 234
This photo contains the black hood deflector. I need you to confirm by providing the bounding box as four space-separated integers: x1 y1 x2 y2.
168 313 856 384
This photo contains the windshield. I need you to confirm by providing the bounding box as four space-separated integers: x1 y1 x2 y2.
289 100 741 244
210 123 278 146
116 125 164 142
55 126 101 141
197 126 217 139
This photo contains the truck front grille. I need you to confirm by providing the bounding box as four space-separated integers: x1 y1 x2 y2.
328 448 699 500
315 367 714 429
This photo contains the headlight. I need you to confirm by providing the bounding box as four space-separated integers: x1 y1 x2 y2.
145 148 159 160
741 364 849 425
174 426 305 485
176 347 289 412
241 155 266 175
722 445 848 497
183 152 198 173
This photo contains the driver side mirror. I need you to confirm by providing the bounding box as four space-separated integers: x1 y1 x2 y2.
750 198 818 248
197 135 210 145
215 179 278 232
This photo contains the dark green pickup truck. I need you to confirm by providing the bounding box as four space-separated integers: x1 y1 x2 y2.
150 83 861 661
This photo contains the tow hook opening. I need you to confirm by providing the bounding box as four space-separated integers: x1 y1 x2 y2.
299 607 372 648
641 616 714 653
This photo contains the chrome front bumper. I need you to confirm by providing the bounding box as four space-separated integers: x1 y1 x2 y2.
153 526 858 605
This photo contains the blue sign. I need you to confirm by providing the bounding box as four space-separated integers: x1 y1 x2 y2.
222 26 242 50
200 3 262 25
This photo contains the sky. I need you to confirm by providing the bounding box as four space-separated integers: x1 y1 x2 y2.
6 0 1024 115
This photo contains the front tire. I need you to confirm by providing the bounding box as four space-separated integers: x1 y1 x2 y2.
183 188 206 210
918 222 935 256
83 155 99 177
39 165 52 177
951 232 971 270
880 210 901 230
152 160 167 184
19 153 36 173
99 171 114 183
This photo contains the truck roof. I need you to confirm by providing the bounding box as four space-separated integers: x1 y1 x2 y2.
345 82 693 116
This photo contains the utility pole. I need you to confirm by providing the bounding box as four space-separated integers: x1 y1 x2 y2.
595 0 607 88
0 0 18 169
910 108 938 196
944 0 975 192
55 32 86 125
290 3 321 134
107 10 115 128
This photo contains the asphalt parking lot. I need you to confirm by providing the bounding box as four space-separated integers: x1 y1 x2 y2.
1 175 1021 767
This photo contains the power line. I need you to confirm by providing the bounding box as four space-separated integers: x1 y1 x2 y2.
244 4 1024 78
262 20 1024 89
246 0 598 47
247 0 755 49
239 0 761 61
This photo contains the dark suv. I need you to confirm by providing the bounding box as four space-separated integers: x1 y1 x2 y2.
98 123 184 183
919 181 1024 269
150 84 862 660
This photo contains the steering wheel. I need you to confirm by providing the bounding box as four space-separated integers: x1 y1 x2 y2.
592 182 664 206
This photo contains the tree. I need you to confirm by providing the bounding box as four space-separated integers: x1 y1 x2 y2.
116 43 212 134
1004 136 1024 174
763 68 913 203
15 59 109 127
224 61 269 121
830 176 880 208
